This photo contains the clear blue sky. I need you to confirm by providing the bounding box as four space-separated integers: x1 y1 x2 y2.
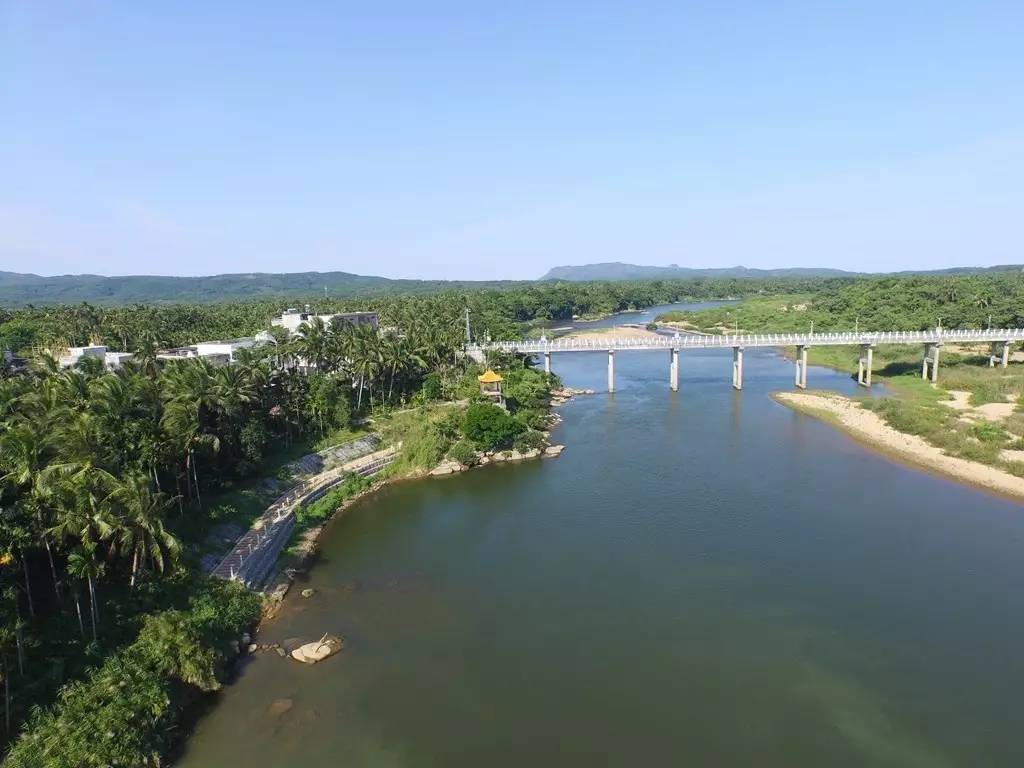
2 1 1021 280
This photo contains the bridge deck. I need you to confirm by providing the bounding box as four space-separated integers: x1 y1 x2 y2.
470 328 1024 354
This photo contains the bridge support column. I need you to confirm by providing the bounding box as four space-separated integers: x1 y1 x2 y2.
858 344 874 387
732 346 744 390
544 351 551 375
794 345 808 389
923 343 941 383
670 348 679 391
990 341 1010 368
607 350 615 393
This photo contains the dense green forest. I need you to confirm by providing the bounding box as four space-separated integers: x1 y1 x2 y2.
0 277 842 356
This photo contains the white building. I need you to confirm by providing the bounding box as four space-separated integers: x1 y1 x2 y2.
104 351 134 369
59 345 108 369
58 346 135 370
156 337 257 366
271 307 378 336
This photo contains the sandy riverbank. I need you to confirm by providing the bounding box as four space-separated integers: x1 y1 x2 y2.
773 391 1024 501
564 325 662 341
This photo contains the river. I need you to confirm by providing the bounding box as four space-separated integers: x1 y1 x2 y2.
177 304 1024 767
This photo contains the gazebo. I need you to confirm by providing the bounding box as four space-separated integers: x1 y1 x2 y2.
477 369 504 404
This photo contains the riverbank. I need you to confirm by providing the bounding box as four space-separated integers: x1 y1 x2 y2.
773 391 1024 501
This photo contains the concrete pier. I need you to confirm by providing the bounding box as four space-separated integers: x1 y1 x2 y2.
990 341 1010 368
607 350 615 393
732 346 744 390
544 351 551 375
857 344 874 387
923 343 941 382
670 348 679 391
794 345 808 389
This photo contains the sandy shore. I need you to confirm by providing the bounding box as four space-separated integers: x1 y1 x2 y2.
564 325 662 341
773 391 1024 501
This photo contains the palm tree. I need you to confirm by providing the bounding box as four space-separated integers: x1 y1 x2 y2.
67 544 104 643
113 475 180 586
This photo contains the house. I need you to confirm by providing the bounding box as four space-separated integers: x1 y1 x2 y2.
156 337 257 366
59 345 108 369
104 352 134 369
271 306 379 336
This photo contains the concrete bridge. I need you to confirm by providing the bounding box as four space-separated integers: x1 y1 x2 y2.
468 328 1023 392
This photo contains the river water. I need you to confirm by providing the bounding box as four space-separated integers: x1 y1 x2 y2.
178 304 1024 767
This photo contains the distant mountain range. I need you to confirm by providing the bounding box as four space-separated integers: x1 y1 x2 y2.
0 270 526 306
541 262 1024 281
2 262 1022 306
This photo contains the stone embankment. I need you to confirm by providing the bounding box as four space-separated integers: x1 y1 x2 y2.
212 444 396 589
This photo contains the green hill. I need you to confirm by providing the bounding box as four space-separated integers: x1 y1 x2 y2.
0 270 527 306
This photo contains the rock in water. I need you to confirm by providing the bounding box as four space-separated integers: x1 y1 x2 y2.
301 588 315 598
290 634 344 664
267 698 294 718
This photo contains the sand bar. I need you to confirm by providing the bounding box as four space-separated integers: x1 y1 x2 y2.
774 391 1024 501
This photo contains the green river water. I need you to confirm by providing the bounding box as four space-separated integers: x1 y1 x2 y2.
177 306 1024 767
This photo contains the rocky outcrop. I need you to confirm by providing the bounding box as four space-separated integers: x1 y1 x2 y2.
430 459 464 476
290 634 344 664
543 444 565 457
550 387 596 406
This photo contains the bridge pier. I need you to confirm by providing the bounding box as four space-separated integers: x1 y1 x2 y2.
990 341 1010 368
670 348 679 391
544 351 551 375
923 343 941 382
607 350 615 393
794 345 808 389
858 344 874 387
732 346 744 390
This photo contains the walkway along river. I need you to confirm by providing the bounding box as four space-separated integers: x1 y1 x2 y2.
177 311 1024 767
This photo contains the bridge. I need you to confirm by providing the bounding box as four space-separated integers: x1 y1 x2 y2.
468 328 1023 392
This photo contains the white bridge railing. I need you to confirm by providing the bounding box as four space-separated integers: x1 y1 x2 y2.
469 328 1024 354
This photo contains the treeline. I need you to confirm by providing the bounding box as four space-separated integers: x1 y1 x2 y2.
657 273 1024 333
0 277 846 355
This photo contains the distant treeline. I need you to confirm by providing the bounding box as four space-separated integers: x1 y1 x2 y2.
0 277 840 354
657 273 1024 333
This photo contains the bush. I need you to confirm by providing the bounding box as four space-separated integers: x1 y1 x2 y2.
396 418 449 471
514 429 547 453
448 439 480 467
239 419 270 464
461 403 524 451
421 372 442 401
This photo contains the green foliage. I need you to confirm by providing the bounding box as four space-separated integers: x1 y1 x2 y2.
420 372 442 401
500 366 552 412
447 439 480 467
390 415 450 472
4 578 259 768
462 403 524 451
513 429 547 453
295 474 372 526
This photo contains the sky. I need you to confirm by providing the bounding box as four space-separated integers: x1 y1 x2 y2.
1 1 1022 280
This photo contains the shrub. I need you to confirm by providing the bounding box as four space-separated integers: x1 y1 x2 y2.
514 429 547 453
448 439 479 467
461 403 524 451
421 372 442 401
396 418 449 471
